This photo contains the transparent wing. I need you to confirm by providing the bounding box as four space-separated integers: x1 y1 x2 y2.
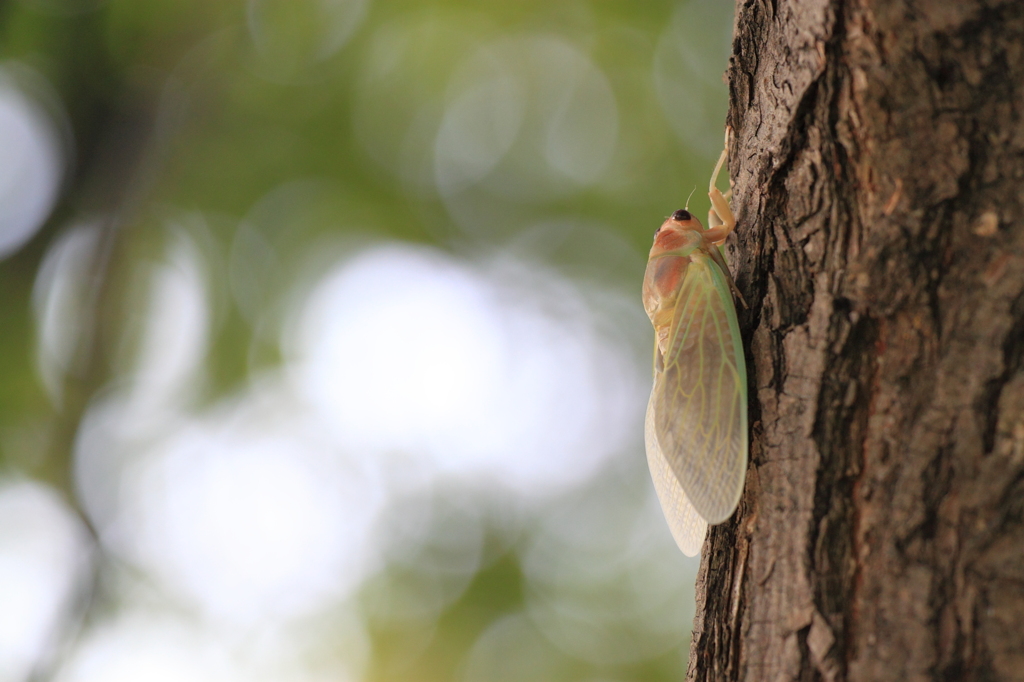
645 387 707 556
652 250 747 524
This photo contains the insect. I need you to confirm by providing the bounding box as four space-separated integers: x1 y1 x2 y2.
642 131 748 556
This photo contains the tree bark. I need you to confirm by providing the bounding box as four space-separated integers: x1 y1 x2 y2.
689 1 1024 680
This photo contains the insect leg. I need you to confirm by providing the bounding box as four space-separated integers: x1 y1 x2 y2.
704 129 735 243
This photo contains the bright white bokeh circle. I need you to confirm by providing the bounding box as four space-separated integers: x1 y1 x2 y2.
54 615 241 682
0 480 92 681
287 245 505 463
0 65 66 260
285 243 642 497
117 390 383 626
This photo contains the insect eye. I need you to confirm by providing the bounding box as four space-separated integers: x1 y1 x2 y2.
672 209 691 221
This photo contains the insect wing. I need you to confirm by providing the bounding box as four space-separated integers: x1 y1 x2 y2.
645 387 708 556
652 251 747 524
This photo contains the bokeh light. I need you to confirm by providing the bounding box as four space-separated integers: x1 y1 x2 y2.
32 223 103 406
462 614 567 682
286 243 641 496
0 64 67 261
436 34 619 239
54 613 243 682
352 11 492 197
0 481 92 682
246 0 370 82
521 468 697 665
654 0 734 159
0 1 732 680
119 397 382 626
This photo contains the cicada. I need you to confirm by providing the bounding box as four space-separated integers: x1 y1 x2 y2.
642 134 748 556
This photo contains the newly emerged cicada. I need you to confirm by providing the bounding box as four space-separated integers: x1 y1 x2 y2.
642 132 748 556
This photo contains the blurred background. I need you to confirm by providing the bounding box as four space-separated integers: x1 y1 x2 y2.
0 0 733 680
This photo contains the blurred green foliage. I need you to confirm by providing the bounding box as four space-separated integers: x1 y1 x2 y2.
0 0 732 679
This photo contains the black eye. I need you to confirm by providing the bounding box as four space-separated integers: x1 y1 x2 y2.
653 226 661 237
672 209 691 221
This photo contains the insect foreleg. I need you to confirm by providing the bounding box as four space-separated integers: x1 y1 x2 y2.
704 129 735 244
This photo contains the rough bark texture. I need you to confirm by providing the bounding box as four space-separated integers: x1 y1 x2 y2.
688 1 1024 680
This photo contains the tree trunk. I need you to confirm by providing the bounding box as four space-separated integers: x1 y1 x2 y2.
689 1 1024 680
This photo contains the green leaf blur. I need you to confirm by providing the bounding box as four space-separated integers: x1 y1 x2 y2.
0 0 733 680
